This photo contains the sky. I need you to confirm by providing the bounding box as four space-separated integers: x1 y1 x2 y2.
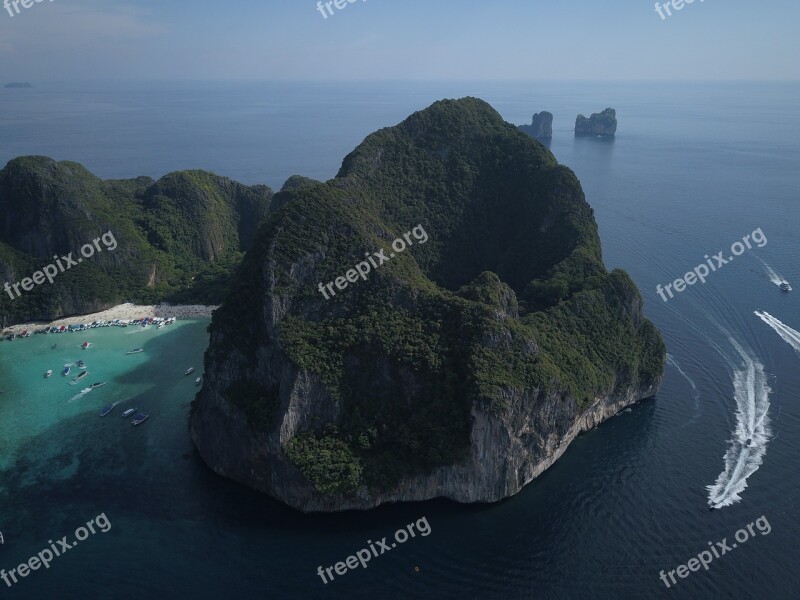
0 0 798 81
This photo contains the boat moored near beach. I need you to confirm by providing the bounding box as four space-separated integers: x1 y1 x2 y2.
126 348 144 355
72 370 89 383
122 408 136 418
184 367 195 376
45 370 53 378
100 404 116 417
132 413 150 426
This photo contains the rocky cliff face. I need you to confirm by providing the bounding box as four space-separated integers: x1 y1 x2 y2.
190 97 665 512
518 111 553 139
575 108 617 136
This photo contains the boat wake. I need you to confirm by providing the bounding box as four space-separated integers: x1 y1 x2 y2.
666 354 701 425
756 257 790 289
68 388 93 403
706 338 771 509
755 311 800 356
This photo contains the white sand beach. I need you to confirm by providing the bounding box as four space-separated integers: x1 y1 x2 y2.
2 303 218 336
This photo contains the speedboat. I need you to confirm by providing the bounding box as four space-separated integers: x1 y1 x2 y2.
77 360 85 368
45 370 53 378
132 413 150 426
82 342 90 349
780 281 791 292
184 367 195 376
72 370 89 383
100 404 115 417
89 382 106 389
62 366 71 376
195 376 202 386
126 348 144 355
122 408 136 418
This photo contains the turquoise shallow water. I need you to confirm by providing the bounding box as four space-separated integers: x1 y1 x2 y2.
0 321 206 474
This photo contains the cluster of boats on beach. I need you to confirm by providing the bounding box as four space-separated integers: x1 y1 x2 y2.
4 316 177 342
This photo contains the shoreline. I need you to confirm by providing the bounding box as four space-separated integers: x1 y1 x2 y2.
1 303 218 337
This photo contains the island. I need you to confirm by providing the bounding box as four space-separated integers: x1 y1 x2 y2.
189 97 665 512
575 108 617 136
4 82 33 88
518 111 553 139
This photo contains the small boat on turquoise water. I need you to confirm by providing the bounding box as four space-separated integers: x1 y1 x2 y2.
72 370 88 383
195 376 202 386
77 360 85 368
132 413 149 426
122 408 136 418
100 404 115 417
45 370 53 378
126 348 144 355
184 367 195 376
81 342 90 349
62 366 71 376
89 382 106 389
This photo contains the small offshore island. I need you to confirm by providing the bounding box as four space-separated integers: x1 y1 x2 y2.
576 108 617 136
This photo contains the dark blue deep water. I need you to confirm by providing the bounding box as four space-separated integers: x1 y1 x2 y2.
1 82 799 599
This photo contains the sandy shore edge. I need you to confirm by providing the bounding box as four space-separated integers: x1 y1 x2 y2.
2 303 218 336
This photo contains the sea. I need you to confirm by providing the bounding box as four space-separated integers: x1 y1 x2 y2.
0 81 799 600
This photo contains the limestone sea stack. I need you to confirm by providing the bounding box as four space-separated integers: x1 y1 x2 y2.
575 108 617 136
518 111 553 139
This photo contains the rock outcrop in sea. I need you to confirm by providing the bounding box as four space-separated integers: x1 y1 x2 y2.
575 108 617 136
190 97 665 512
518 111 553 139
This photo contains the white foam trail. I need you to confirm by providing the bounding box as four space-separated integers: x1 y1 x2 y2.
755 311 800 356
667 354 701 426
67 388 93 403
755 256 789 287
706 338 771 508
667 354 700 403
